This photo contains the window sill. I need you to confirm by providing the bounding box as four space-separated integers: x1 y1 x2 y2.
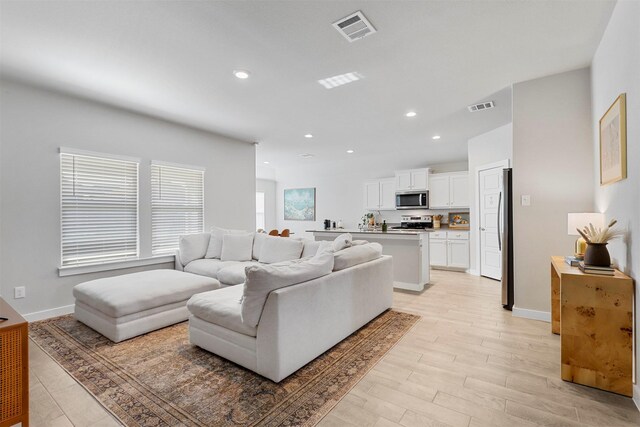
58 255 176 277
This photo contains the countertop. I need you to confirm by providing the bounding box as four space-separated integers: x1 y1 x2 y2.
308 226 469 235
308 229 430 235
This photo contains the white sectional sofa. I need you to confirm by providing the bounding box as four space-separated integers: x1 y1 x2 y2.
185 234 394 382
73 227 394 382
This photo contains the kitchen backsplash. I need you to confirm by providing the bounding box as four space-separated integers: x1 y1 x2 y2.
365 208 470 226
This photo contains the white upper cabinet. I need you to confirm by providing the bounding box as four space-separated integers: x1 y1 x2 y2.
428 175 450 208
449 174 469 208
364 178 396 210
395 168 430 191
428 171 469 208
379 178 396 210
364 181 381 210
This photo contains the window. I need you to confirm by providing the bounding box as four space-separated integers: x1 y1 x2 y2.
256 192 265 231
60 150 139 267
151 162 204 255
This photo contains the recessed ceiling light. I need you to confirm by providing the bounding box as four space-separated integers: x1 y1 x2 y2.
405 111 417 118
318 72 362 89
300 153 315 158
432 135 441 140
233 70 250 79
304 134 313 138
346 149 354 154
263 161 270 164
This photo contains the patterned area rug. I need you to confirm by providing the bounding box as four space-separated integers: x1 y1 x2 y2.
30 310 419 427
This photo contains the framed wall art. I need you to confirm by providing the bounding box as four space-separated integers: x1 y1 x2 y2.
284 188 316 221
599 93 627 185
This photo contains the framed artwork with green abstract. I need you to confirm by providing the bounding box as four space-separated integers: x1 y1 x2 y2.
284 188 316 221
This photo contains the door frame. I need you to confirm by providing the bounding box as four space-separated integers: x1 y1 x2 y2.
475 159 510 279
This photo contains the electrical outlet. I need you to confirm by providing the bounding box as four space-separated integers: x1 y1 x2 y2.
521 195 531 206
14 286 26 299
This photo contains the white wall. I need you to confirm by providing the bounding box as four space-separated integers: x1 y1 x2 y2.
256 179 277 232
591 0 640 394
467 123 513 275
274 152 468 238
512 68 594 315
0 80 256 317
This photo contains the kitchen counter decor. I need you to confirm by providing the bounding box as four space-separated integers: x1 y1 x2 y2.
448 212 470 229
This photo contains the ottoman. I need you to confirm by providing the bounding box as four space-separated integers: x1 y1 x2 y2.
73 269 220 342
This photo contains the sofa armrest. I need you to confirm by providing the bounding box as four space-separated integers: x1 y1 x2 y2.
255 255 393 382
175 250 185 271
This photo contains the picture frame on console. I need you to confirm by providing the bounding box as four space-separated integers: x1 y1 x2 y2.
599 93 627 186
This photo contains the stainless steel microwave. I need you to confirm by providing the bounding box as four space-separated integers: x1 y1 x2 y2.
395 191 429 210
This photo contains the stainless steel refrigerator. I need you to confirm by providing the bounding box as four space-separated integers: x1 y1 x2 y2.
501 168 514 310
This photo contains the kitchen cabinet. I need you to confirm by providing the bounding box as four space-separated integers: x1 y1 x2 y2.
395 168 429 191
428 172 469 208
429 230 469 269
364 178 396 210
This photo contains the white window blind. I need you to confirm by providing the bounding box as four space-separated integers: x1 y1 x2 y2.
60 152 139 267
151 163 204 255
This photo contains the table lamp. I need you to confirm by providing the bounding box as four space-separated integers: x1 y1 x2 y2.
567 213 605 259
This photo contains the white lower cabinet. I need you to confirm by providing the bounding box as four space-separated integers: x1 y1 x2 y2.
429 231 469 269
429 239 448 267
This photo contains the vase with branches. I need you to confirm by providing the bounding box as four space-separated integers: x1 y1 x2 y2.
576 219 622 266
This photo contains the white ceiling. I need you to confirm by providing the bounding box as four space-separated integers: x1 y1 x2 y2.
0 1 615 168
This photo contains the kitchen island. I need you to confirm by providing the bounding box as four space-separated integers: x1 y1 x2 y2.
310 229 430 292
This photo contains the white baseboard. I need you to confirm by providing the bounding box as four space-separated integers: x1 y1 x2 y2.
24 304 75 322
633 384 640 412
467 269 480 276
512 306 551 323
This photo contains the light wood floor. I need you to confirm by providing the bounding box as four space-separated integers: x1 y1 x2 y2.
28 270 639 426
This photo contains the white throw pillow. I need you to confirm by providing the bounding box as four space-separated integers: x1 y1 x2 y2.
252 232 267 260
301 240 334 258
221 233 255 262
241 249 334 327
332 233 353 251
333 242 383 271
205 226 247 259
179 233 211 266
258 237 304 264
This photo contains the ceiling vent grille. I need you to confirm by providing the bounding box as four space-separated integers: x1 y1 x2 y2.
468 101 495 112
333 11 377 42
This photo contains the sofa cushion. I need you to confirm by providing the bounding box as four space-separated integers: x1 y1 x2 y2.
332 233 353 251
187 286 257 337
179 233 211 266
252 232 267 260
333 242 383 271
205 227 247 259
301 239 333 258
241 249 334 327
221 233 254 262
258 236 304 264
217 261 260 286
185 259 238 279
73 270 220 318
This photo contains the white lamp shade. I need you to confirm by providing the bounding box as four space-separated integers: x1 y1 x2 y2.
567 213 605 236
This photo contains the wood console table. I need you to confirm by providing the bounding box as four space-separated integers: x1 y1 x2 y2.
0 297 29 427
550 256 634 396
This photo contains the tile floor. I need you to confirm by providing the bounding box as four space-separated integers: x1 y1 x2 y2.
27 270 640 426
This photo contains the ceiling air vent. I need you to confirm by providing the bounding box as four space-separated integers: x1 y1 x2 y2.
468 101 495 112
333 11 377 42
